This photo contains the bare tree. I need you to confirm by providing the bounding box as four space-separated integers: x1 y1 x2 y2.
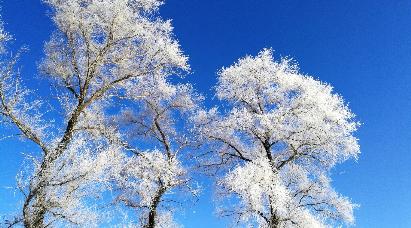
193 49 360 228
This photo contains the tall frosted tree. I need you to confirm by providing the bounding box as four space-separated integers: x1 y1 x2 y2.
193 49 360 227
0 0 190 227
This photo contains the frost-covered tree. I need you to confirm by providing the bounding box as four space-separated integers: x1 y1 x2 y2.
113 74 201 227
0 0 189 227
193 49 360 228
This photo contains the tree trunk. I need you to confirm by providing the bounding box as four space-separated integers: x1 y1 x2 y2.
23 207 45 228
268 214 280 228
145 209 157 228
143 186 166 228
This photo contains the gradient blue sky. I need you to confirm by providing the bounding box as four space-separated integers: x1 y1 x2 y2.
0 0 411 227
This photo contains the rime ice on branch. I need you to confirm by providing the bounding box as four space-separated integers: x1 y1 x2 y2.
193 49 360 228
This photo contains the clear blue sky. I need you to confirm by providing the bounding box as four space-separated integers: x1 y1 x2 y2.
0 0 410 227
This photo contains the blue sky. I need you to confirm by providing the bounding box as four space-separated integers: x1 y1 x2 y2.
0 0 411 227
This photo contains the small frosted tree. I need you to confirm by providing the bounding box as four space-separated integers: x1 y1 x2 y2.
193 49 360 227
113 74 201 227
0 0 189 227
